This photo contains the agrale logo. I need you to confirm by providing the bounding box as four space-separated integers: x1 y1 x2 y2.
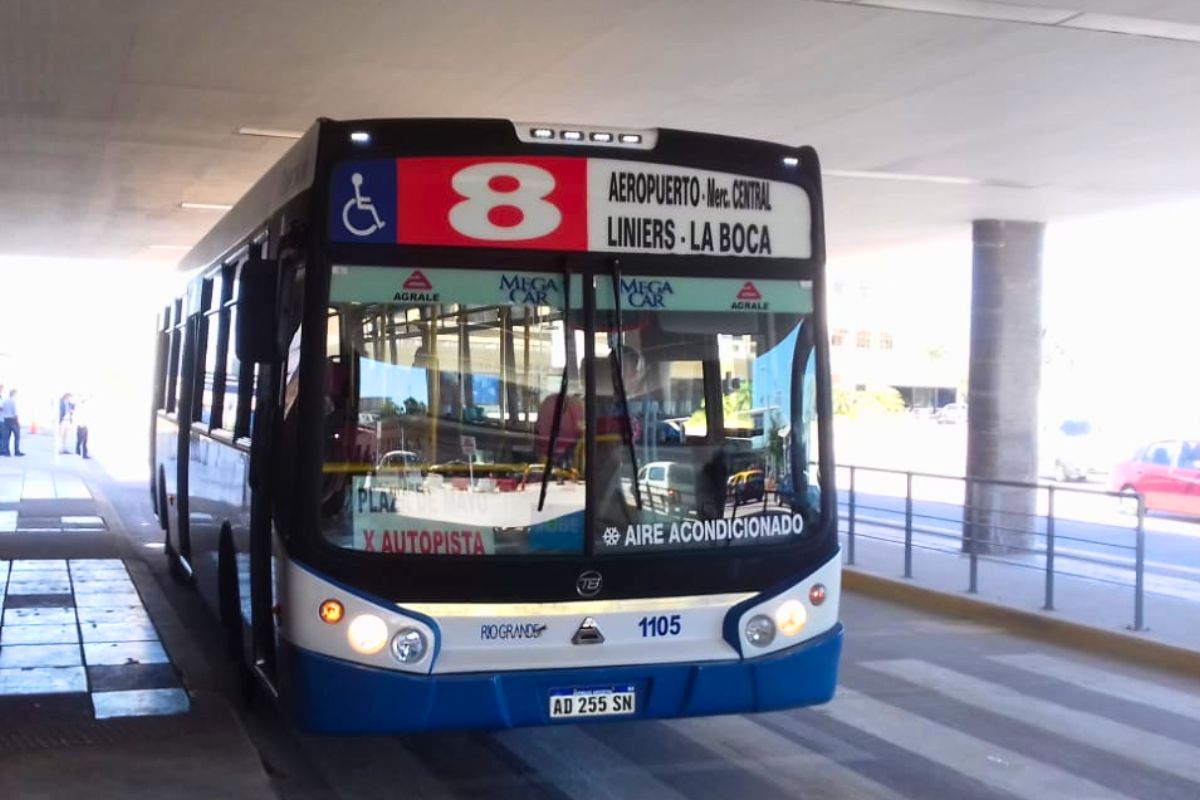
732 281 767 310
394 270 439 303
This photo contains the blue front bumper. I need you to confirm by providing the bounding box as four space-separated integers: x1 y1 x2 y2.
280 622 843 734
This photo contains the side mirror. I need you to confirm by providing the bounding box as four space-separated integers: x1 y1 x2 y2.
235 257 281 364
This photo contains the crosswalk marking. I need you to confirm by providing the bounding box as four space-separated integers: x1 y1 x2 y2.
668 713 909 800
494 726 690 800
819 687 1135 800
864 658 1200 786
991 653 1200 723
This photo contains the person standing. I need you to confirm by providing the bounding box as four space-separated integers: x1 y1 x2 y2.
74 396 90 459
58 392 75 454
2 389 24 457
0 384 7 456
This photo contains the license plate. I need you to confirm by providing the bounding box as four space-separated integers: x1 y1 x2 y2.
548 685 637 719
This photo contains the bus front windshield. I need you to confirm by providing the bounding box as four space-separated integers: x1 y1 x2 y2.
320 266 820 557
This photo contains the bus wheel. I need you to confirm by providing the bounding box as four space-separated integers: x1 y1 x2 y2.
165 539 188 583
157 470 169 531
218 525 244 661
239 660 260 710
159 480 187 583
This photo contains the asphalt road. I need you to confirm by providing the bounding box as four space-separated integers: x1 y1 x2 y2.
9 438 1199 800
261 593 1200 800
94 469 1200 800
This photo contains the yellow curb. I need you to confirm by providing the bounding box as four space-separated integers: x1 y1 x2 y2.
844 568 1200 677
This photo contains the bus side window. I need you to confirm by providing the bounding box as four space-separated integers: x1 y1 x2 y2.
236 363 258 440
207 265 236 431
166 299 183 414
154 310 170 411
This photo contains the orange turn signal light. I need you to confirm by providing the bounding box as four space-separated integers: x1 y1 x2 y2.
319 599 345 625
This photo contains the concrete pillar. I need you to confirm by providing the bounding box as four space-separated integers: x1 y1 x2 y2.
964 220 1044 555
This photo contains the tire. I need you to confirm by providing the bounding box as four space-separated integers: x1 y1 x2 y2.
157 473 170 532
218 525 244 661
165 538 189 583
159 479 189 583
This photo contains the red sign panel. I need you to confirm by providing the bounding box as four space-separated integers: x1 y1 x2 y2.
395 157 588 251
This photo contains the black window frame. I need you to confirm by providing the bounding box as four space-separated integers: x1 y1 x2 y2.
166 298 184 414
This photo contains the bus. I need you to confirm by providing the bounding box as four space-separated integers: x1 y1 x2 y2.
151 117 840 733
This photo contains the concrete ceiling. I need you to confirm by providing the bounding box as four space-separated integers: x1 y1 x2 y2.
3 0 1200 263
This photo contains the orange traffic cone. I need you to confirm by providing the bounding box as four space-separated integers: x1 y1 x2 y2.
29 420 37 435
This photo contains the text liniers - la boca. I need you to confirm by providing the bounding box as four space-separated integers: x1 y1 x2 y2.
605 171 776 256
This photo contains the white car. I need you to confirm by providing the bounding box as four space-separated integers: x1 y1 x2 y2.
621 461 698 515
934 403 968 425
1041 420 1107 482
366 450 424 492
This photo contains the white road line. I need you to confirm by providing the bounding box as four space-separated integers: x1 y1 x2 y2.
991 653 1200 723
864 658 1200 785
668 714 909 800
494 726 690 800
819 687 1134 800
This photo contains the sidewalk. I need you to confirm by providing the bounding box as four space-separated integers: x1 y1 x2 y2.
0 430 275 798
841 522 1200 658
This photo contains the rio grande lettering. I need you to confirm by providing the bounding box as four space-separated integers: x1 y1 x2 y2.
480 622 547 641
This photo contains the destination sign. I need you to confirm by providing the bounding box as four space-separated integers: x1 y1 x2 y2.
329 157 812 258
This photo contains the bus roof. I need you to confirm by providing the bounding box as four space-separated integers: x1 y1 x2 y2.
179 118 822 274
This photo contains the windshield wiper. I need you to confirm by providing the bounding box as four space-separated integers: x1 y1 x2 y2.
538 268 571 513
610 259 642 510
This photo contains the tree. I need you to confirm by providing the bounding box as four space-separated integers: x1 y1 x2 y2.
378 398 402 418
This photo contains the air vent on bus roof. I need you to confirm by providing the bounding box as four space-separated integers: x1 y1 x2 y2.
514 122 657 149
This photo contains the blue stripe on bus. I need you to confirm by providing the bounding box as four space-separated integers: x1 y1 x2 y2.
279 623 842 734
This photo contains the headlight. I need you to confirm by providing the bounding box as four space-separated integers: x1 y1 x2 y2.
390 627 429 664
774 599 808 637
745 614 776 647
347 614 389 655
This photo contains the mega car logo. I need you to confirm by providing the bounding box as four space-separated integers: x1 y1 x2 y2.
621 278 673 308
732 280 767 310
499 274 559 305
394 269 440 303
576 570 603 598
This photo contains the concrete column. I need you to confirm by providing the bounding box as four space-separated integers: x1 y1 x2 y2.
964 219 1044 555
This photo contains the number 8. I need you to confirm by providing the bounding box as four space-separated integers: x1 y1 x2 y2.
449 163 562 241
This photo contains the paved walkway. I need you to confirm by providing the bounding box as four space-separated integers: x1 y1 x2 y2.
0 430 274 798
0 557 189 718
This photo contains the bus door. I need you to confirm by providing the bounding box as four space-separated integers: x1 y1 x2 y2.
172 312 200 574
239 253 297 692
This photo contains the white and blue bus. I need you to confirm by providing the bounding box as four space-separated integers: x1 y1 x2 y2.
151 118 840 733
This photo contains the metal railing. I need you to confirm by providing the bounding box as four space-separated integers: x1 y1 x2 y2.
834 464 1150 630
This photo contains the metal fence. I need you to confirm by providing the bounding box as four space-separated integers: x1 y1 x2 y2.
833 464 1150 630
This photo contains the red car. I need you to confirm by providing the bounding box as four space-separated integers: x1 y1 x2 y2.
1111 440 1200 518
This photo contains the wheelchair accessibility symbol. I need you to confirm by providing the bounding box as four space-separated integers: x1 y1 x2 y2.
342 172 387 237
